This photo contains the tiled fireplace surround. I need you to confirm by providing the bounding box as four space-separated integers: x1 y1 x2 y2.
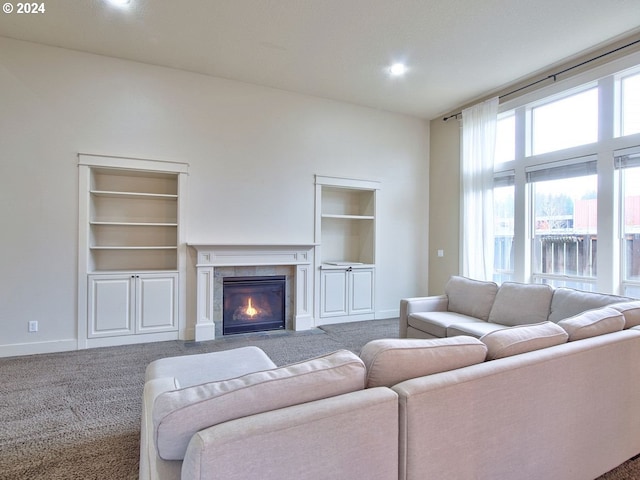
189 244 315 341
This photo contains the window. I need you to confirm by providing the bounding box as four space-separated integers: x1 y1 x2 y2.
621 72 640 136
484 55 640 297
493 172 515 284
531 87 598 155
527 159 598 290
616 150 640 296
495 111 515 165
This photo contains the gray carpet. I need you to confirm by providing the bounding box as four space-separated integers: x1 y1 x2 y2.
0 319 638 479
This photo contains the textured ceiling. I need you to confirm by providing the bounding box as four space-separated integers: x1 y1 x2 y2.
1 0 639 119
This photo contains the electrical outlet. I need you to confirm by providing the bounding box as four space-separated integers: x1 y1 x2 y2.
28 320 38 332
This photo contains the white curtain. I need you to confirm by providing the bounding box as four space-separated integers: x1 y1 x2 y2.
461 97 499 281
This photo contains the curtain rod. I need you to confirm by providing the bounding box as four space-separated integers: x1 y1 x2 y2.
442 37 640 122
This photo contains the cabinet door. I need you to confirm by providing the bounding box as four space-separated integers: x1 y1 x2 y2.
136 274 178 333
349 268 374 314
320 270 348 317
88 275 134 338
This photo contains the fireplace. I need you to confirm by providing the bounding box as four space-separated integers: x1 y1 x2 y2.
222 275 286 335
189 244 315 341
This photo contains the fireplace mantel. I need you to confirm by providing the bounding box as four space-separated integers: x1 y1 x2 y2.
188 244 317 341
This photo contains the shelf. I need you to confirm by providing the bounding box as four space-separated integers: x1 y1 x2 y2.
90 248 178 271
90 194 177 224
90 221 178 226
321 263 374 269
322 214 374 220
90 246 177 250
88 269 178 274
90 167 179 196
91 190 177 199
320 187 375 217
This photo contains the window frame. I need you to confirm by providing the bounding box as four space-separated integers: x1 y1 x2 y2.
615 146 640 296
488 49 640 295
526 156 598 290
493 170 515 284
617 69 640 137
527 83 599 157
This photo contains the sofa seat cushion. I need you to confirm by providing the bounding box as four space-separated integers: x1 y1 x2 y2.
558 306 625 341
488 282 553 326
359 337 487 387
144 346 277 387
408 311 485 338
609 301 640 329
548 288 631 323
445 276 498 321
447 321 507 339
152 350 365 461
480 322 569 360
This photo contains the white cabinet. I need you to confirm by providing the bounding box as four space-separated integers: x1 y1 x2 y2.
320 266 374 318
349 267 375 313
78 155 188 348
88 273 178 338
88 275 133 337
320 269 348 317
315 176 379 324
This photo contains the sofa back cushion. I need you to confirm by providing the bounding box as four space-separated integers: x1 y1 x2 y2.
359 337 488 387
488 282 553 326
152 350 365 461
558 306 625 341
480 322 568 360
445 276 498 321
609 301 640 329
548 288 630 323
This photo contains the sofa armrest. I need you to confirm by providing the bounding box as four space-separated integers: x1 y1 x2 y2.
140 377 181 480
399 295 448 337
181 387 399 480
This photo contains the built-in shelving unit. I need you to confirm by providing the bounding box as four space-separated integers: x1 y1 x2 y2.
320 185 376 266
78 155 188 349
88 168 179 272
315 175 379 324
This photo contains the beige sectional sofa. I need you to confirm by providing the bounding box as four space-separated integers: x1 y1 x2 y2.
400 275 636 339
141 347 399 480
141 278 640 480
392 327 640 480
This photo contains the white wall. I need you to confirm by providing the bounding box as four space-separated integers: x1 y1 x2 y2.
428 117 461 294
0 37 429 356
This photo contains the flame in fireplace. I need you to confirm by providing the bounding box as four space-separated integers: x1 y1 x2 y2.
244 298 257 317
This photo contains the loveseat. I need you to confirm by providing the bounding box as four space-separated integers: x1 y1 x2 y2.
141 281 640 480
400 275 635 339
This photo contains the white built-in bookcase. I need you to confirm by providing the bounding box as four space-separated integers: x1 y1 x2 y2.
77 154 188 349
314 175 379 324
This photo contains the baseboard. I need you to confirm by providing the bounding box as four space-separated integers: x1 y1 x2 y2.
316 313 375 326
376 308 399 319
85 331 180 349
0 339 77 358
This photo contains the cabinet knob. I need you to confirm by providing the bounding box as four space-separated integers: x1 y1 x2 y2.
347 267 353 272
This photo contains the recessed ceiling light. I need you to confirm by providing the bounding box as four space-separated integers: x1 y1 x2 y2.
388 63 408 77
107 0 131 6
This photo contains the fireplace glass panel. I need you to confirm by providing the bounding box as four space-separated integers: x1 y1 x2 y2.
222 276 286 335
